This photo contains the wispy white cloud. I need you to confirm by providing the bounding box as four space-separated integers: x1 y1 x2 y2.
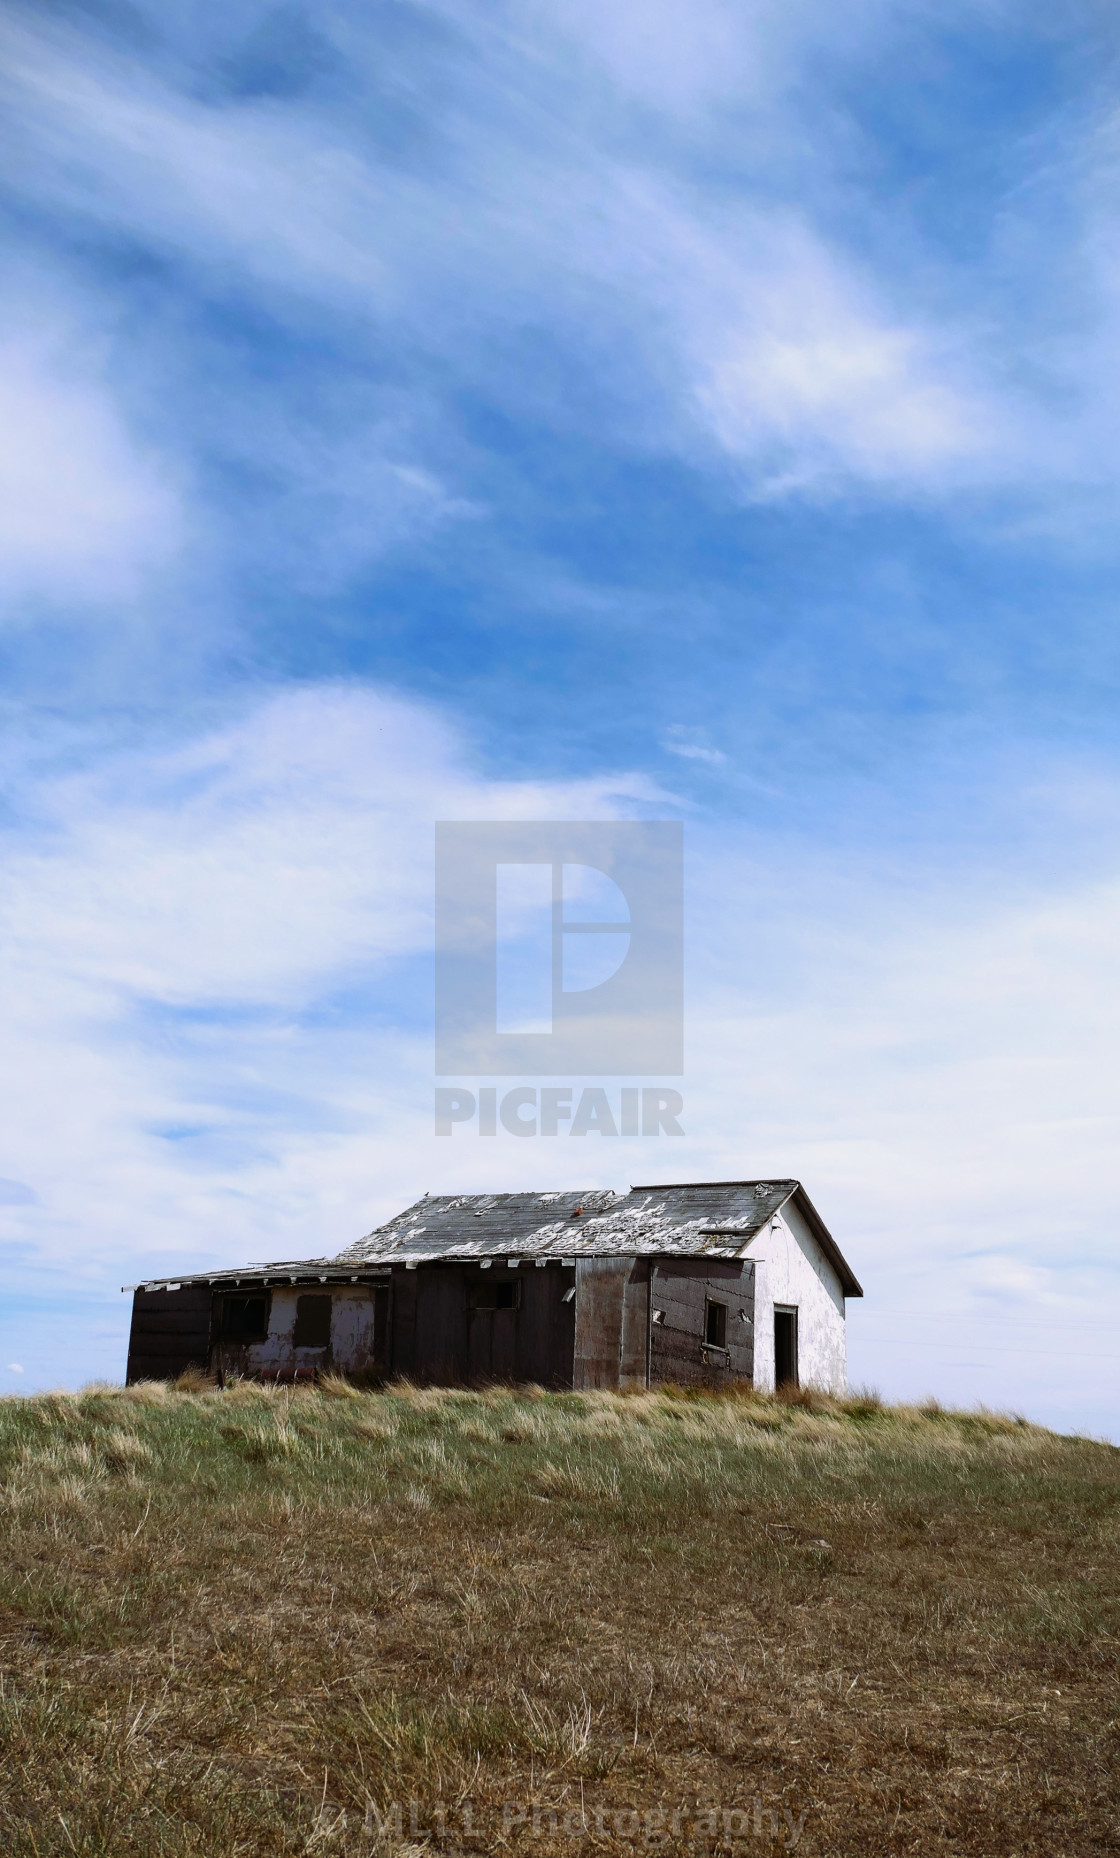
662 725 727 765
680 214 997 495
445 0 905 125
0 4 1048 512
1 686 662 1010
0 306 185 610
0 18 410 306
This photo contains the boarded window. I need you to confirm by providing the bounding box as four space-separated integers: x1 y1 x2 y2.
774 1307 798 1388
293 1294 332 1349
220 1293 268 1343
704 1299 727 1348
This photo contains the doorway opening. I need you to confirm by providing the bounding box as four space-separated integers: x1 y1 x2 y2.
774 1307 798 1388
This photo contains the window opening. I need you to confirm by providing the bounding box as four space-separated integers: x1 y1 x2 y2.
469 1278 520 1311
221 1293 268 1343
705 1299 727 1348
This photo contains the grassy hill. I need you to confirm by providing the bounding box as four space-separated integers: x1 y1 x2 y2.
0 1380 1117 1856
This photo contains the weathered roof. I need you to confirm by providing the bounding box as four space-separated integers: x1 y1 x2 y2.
127 1179 861 1298
333 1188 619 1265
124 1260 390 1293
334 1179 863 1294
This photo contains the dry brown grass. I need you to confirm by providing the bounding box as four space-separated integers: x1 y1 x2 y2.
0 1381 1117 1856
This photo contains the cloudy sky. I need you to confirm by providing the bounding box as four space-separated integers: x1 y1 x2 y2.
2 0 1120 1433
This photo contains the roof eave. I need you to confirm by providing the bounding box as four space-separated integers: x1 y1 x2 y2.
123 1263 391 1294
781 1183 863 1297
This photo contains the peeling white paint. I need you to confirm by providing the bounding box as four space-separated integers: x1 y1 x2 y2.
241 1286 381 1377
746 1200 847 1393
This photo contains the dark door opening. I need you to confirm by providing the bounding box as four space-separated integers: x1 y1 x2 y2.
774 1308 798 1388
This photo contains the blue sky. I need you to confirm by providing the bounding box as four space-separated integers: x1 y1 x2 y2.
2 0 1120 1432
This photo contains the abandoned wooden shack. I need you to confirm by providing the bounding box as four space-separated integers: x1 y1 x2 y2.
124 1179 862 1393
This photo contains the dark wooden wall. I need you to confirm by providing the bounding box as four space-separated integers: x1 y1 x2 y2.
126 1286 212 1383
649 1259 754 1388
125 1257 755 1390
389 1264 576 1387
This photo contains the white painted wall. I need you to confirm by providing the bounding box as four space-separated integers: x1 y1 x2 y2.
242 1286 379 1377
745 1196 847 1393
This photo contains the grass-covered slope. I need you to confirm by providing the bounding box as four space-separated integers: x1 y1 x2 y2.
0 1381 1117 1856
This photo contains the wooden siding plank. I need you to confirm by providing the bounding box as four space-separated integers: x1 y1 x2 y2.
389 1269 418 1379
126 1312 215 1337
